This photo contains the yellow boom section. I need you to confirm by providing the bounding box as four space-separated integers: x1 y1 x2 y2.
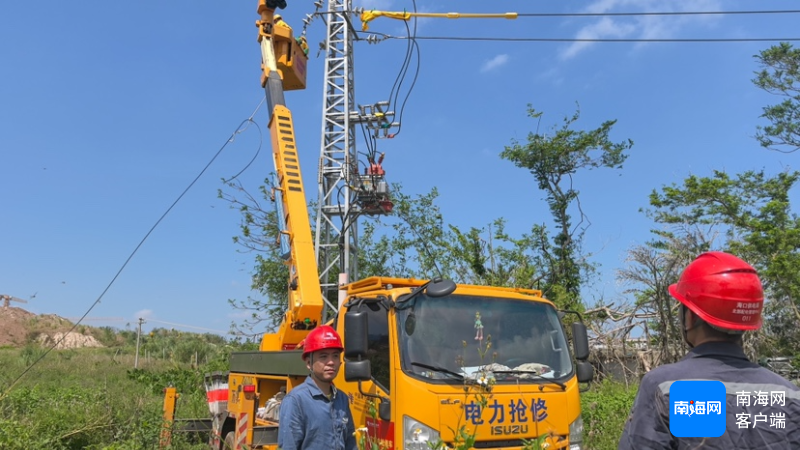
267 106 324 351
360 10 518 30
254 0 322 351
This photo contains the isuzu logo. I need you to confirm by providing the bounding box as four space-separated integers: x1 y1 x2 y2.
491 424 529 435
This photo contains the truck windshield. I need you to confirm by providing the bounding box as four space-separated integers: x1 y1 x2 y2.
398 294 573 383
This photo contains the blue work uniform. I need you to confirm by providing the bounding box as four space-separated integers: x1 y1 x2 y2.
277 375 357 450
619 341 800 449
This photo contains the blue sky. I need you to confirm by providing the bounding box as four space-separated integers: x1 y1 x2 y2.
1 1 797 336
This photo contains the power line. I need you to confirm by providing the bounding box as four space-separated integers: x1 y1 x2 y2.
352 9 800 23
0 100 264 401
515 9 800 18
353 9 800 31
361 33 800 43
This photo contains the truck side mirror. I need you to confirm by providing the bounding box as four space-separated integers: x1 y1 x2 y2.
344 309 372 382
571 322 590 361
344 309 369 359
426 279 456 297
576 361 594 384
379 399 391 421
345 359 372 382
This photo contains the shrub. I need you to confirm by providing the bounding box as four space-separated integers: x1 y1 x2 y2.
580 379 638 450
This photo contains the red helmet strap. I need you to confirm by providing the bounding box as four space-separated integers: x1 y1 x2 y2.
679 304 702 348
307 353 315 376
681 303 745 349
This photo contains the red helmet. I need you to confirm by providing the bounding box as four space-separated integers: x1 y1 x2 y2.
668 251 764 331
299 325 343 358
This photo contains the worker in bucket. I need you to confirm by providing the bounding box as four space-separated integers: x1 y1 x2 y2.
274 13 290 30
619 251 800 449
278 325 357 450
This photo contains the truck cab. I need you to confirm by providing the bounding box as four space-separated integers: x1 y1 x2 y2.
336 277 593 450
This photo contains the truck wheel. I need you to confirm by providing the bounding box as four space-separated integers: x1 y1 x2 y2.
223 431 236 450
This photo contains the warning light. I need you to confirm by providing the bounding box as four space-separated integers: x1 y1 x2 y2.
243 385 256 393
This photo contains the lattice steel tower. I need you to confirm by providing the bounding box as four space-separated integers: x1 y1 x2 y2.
315 0 357 314
314 0 393 314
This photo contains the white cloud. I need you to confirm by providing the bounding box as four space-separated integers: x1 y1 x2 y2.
561 17 636 60
481 54 510 73
537 67 565 87
134 309 154 320
559 0 724 60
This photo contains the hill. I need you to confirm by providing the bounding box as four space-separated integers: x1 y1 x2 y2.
0 306 105 349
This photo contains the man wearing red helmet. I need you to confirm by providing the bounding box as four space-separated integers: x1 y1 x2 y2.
277 325 357 450
619 251 800 449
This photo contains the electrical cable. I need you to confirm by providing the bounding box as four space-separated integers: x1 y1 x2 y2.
393 36 421 138
513 9 800 18
358 121 375 159
0 99 265 401
347 9 800 20
371 134 378 157
223 120 264 183
359 32 800 43
223 98 266 183
385 11 415 117
380 0 422 138
338 205 364 264
388 24 414 120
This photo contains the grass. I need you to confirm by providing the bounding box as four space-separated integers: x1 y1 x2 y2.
0 347 208 450
0 345 639 450
580 378 639 450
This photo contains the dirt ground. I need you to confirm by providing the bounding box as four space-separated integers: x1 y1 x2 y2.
0 306 102 349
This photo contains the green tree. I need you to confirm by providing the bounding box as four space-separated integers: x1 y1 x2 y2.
358 185 551 290
753 42 800 153
501 105 633 309
223 177 560 334
221 104 636 329
617 228 716 365
357 186 451 280
645 169 800 355
219 179 291 337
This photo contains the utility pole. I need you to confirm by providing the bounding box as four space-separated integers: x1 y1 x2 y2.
134 317 144 369
1 294 27 310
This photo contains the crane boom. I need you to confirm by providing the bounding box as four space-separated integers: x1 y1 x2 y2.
255 0 323 351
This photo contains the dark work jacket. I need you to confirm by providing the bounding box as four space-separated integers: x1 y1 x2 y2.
618 342 800 449
277 375 357 450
